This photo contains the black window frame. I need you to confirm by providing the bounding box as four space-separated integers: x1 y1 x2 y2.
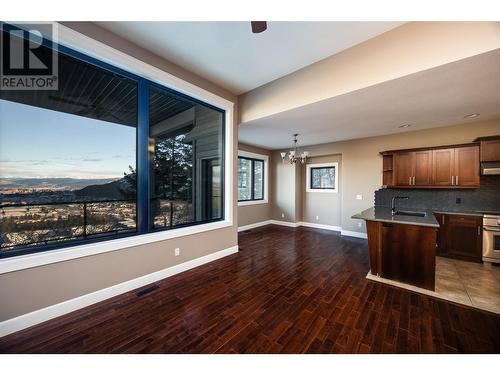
237 156 265 202
0 23 226 259
309 166 336 190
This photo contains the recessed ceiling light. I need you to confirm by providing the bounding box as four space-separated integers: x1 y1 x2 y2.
464 113 480 118
398 124 411 128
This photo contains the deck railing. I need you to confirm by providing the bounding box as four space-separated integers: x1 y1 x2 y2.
0 199 137 249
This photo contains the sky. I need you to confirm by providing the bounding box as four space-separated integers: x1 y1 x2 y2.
0 99 136 179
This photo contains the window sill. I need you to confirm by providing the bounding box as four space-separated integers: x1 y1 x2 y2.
238 200 268 207
306 189 338 193
0 220 233 275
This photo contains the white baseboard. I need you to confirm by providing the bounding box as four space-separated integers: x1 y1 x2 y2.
298 222 341 232
238 220 364 239
269 220 300 227
238 220 273 232
0 245 238 338
341 230 368 239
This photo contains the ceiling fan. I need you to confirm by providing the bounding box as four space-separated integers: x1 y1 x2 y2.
251 21 267 34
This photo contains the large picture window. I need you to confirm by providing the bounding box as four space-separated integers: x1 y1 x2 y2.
149 86 224 228
0 28 226 258
238 155 266 202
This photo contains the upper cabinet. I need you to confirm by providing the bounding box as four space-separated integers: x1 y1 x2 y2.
393 150 432 186
475 136 500 162
413 150 433 186
454 146 480 186
393 152 413 186
432 148 455 186
382 143 479 189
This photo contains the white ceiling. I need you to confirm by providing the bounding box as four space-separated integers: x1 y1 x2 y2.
96 21 405 94
239 48 500 150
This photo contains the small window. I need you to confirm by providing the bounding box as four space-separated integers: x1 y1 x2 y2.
238 154 267 203
306 163 338 193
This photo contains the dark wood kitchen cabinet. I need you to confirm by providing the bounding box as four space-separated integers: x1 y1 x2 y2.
413 150 433 185
454 146 480 186
435 213 482 262
393 150 433 186
366 220 436 290
382 143 479 188
474 135 500 161
434 213 446 256
432 148 455 186
393 152 413 186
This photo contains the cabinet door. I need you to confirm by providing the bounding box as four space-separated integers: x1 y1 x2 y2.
454 146 480 187
434 213 447 256
480 139 500 162
413 150 433 186
366 221 381 276
394 152 413 186
446 215 482 262
432 148 455 186
380 222 436 290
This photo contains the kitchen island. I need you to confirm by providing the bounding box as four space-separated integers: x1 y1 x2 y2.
353 206 439 291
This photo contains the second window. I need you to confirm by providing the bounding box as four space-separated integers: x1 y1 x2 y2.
238 156 265 202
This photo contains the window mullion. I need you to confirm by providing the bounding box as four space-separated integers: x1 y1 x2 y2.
251 159 255 200
137 79 150 233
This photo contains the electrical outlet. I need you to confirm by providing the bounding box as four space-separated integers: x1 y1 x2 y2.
281 213 285 218
356 194 363 200
315 215 319 221
358 222 362 228
174 248 180 256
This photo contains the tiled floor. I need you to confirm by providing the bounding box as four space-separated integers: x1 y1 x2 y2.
367 257 500 315
437 257 500 313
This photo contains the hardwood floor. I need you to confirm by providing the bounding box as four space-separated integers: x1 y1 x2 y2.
1 225 500 353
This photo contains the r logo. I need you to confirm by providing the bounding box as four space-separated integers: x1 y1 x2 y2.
1 22 58 90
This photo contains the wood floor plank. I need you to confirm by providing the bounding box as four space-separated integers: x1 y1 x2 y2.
1 225 499 353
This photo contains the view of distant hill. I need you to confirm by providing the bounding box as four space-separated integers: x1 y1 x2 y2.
74 178 134 200
0 178 119 190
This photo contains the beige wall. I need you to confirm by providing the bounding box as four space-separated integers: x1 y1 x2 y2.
271 151 299 222
270 119 500 234
239 22 500 123
237 143 273 227
301 155 342 227
0 22 239 322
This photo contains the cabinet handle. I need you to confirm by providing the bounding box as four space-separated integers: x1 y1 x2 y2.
478 226 481 236
451 176 454 185
442 216 445 225
456 175 459 185
409 177 411 185
413 176 416 185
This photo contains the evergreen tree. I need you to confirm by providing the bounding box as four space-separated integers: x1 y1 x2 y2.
152 133 193 225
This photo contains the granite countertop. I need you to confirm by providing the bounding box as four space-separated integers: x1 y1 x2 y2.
433 210 485 217
352 206 440 228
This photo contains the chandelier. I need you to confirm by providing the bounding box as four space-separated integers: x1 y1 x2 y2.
281 134 309 164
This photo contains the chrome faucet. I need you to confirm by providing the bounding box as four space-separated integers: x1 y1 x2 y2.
391 196 409 215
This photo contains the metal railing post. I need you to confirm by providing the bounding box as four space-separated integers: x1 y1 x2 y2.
83 203 87 238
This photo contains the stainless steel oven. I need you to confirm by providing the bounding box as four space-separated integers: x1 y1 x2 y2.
483 214 500 264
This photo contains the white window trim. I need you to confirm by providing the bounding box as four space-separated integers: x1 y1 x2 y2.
0 23 234 275
306 162 339 193
237 150 269 206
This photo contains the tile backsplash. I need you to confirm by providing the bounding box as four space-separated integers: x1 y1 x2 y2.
374 176 500 212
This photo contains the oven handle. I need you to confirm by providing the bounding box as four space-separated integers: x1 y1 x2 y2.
483 226 500 232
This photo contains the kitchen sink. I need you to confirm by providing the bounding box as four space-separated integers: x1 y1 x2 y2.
393 210 426 217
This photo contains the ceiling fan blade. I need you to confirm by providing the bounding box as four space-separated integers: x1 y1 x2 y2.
251 21 267 34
